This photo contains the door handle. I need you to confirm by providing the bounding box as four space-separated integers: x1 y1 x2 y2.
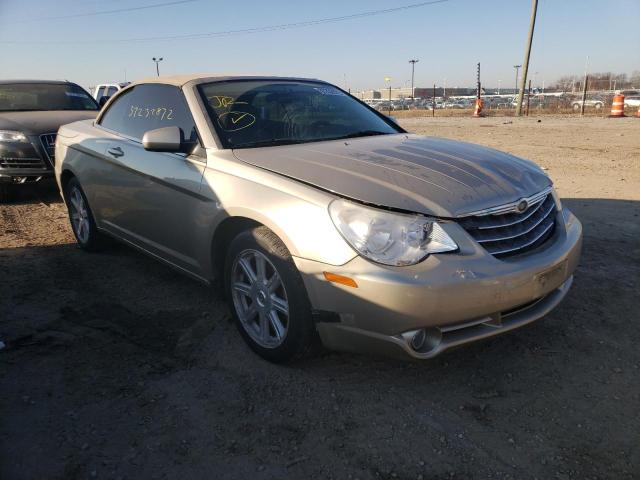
107 147 124 158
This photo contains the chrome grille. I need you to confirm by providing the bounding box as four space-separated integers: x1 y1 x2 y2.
40 133 57 164
0 157 46 169
459 192 557 258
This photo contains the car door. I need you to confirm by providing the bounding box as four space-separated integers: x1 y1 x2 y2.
95 84 208 279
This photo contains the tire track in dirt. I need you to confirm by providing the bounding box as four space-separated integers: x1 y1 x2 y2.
1 206 27 243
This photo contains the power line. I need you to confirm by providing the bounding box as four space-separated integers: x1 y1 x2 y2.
8 0 197 24
0 0 449 44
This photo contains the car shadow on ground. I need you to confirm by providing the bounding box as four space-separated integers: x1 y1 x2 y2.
1 197 638 364
1 197 639 479
1 178 62 206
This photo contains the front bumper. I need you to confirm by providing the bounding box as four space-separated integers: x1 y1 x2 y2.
0 134 53 183
0 172 50 184
293 207 583 359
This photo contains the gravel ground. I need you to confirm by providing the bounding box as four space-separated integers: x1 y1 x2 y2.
1 116 639 479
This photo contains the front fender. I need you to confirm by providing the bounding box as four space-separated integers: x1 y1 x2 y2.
200 155 357 268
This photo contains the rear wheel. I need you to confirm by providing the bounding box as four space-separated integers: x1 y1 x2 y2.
224 226 316 362
64 177 107 251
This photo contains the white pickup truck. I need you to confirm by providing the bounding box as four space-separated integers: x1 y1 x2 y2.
93 82 130 106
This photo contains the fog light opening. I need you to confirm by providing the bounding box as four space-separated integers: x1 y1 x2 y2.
407 328 442 353
411 329 427 350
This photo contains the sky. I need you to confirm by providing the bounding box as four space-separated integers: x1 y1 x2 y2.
0 0 638 92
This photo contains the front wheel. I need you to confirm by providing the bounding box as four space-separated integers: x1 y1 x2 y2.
224 226 316 363
64 177 108 251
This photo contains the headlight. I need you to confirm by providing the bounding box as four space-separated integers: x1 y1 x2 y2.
329 198 458 266
0 130 28 143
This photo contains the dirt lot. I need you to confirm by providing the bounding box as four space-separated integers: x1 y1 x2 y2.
1 117 639 479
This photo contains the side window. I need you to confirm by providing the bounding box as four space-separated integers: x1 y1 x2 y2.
99 84 198 144
106 86 118 97
95 86 106 101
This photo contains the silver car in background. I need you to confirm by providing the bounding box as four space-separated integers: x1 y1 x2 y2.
54 75 582 362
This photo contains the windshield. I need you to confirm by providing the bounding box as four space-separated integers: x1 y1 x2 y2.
198 80 400 149
0 83 98 112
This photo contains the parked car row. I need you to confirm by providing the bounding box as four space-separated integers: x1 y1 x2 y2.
368 93 640 112
624 95 640 107
1 75 582 364
372 97 477 111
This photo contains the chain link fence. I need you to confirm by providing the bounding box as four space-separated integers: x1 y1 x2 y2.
358 87 640 116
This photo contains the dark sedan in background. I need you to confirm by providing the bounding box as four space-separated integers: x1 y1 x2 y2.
0 80 98 201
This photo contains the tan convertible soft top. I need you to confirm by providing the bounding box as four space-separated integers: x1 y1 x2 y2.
132 74 320 87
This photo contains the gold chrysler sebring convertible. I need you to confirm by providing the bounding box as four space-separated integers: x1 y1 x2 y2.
54 75 582 362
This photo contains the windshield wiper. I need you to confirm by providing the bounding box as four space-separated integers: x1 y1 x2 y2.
231 131 391 149
232 138 309 149
330 130 391 140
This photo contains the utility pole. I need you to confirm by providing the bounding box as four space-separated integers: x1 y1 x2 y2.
516 0 538 116
409 59 419 99
385 77 392 116
580 57 589 116
152 57 163 76
432 84 436 117
580 75 589 116
476 63 481 99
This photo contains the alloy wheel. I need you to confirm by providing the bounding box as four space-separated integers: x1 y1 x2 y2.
69 186 90 244
231 249 290 349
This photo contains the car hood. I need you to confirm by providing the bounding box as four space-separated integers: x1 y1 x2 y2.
232 133 551 217
0 111 98 136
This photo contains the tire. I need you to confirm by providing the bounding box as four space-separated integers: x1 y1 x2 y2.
224 226 316 363
64 177 108 251
595 103 602 110
572 103 581 111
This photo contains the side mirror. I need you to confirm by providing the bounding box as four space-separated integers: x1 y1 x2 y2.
142 126 184 152
98 96 111 107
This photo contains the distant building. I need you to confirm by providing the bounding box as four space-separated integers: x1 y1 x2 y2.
357 86 481 100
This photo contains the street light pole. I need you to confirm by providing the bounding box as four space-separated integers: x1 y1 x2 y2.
513 65 522 97
384 77 392 116
152 57 163 77
408 59 419 99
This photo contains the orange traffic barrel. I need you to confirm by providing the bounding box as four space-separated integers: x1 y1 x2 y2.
636 105 640 118
473 98 484 117
610 94 625 117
